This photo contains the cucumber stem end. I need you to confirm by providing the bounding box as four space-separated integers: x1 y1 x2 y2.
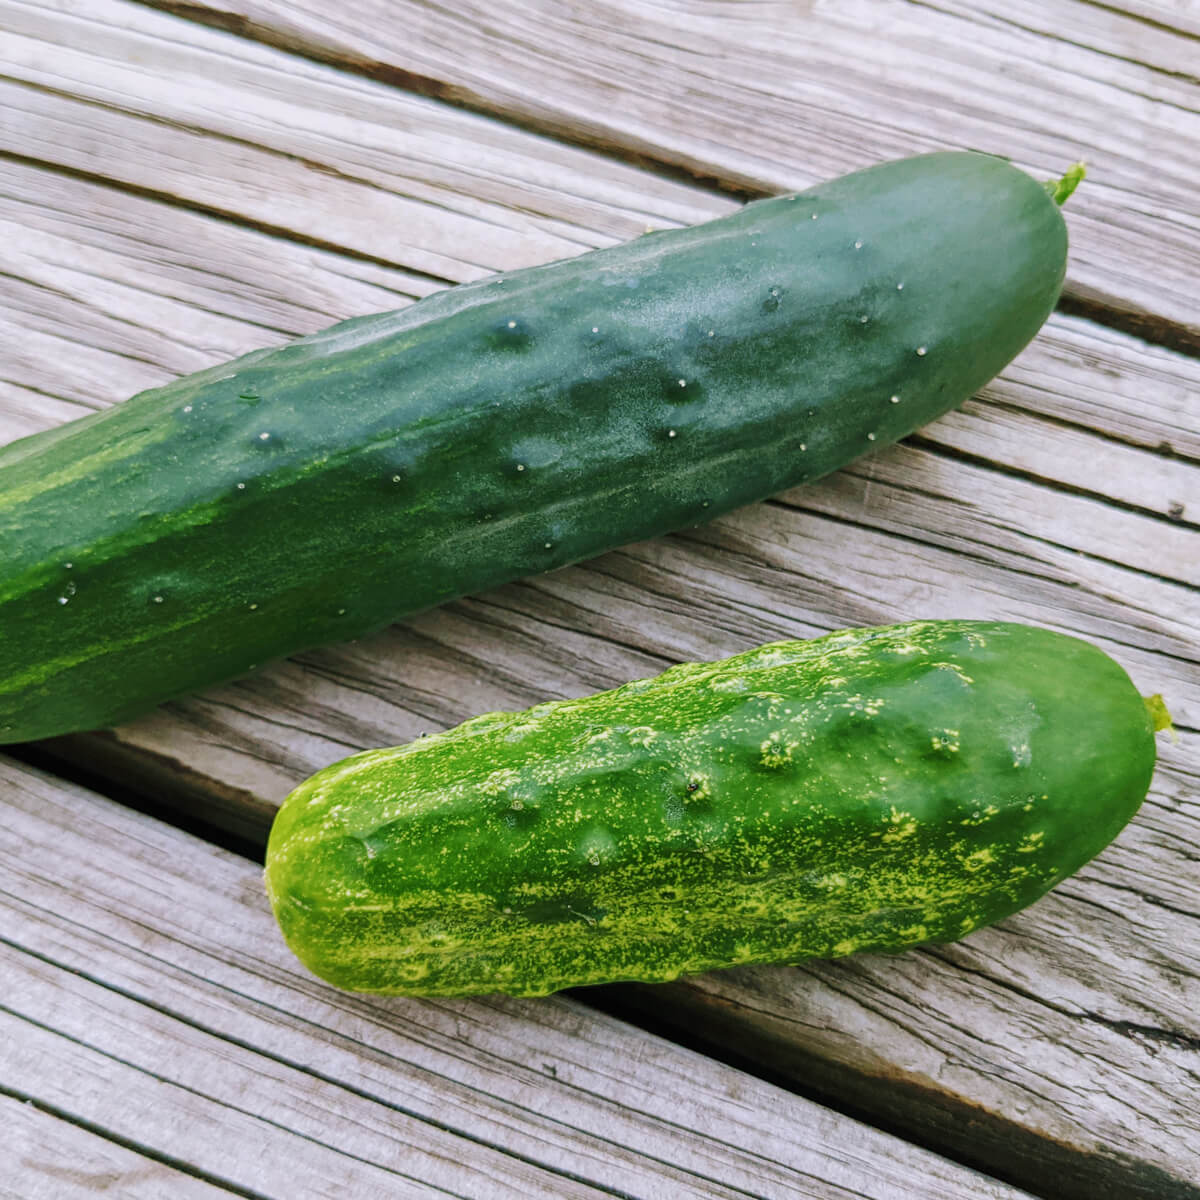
1143 693 1176 741
1045 162 1086 206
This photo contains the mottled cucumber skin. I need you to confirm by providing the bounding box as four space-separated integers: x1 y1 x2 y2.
265 621 1156 997
0 153 1067 742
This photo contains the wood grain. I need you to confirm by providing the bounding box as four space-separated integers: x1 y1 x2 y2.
0 0 730 275
128 0 1200 347
0 757 1032 1200
2 4 1198 1195
0 1096 236 1200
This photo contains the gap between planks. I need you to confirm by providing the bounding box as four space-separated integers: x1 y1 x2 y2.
0 1090 261 1200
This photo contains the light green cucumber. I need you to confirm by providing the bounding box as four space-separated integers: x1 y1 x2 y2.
265 620 1159 997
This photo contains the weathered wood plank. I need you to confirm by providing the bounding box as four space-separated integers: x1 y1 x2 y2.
129 0 1200 346
2 7 1198 1196
981 316 1199 462
0 1096 237 1200
0 757 1031 1200
0 0 729 275
1116 0 1200 39
2 1009 595 1200
967 0 1200 76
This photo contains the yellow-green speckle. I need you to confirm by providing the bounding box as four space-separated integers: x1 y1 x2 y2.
882 806 918 843
963 848 997 872
760 729 798 768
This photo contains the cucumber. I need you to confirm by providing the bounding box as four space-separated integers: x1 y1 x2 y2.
0 153 1071 743
265 621 1159 997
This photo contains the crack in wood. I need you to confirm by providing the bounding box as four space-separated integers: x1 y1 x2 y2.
0 1083 271 1200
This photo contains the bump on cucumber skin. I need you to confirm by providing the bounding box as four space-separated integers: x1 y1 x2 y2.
264 621 1156 998
0 152 1067 742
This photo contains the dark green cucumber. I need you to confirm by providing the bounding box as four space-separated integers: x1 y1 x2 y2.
265 621 1159 997
1 153 1070 742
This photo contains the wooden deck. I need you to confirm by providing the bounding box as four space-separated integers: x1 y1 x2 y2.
1 1 1197 1196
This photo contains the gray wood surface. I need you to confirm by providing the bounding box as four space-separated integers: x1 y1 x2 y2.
0 757 1032 1200
1 0 1197 1196
0 1096 235 1200
130 0 1200 349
